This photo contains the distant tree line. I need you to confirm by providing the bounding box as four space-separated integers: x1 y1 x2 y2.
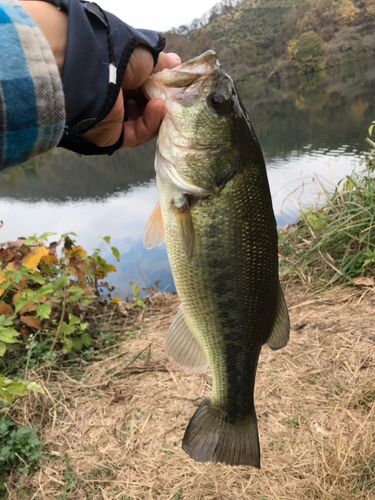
169 0 243 36
164 0 375 79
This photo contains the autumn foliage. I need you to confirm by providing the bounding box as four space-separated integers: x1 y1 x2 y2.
0 233 118 360
164 0 372 80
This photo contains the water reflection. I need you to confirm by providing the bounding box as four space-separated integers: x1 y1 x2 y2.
0 182 176 295
0 60 374 296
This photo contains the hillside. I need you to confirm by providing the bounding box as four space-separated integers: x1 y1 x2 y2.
164 0 375 79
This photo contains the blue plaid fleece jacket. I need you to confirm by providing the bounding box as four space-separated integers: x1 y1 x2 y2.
0 0 65 170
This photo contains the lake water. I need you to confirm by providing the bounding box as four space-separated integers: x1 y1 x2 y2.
1 61 374 296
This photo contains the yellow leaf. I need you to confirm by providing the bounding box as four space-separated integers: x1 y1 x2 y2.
132 283 139 297
40 254 58 266
67 246 87 259
96 268 104 279
107 265 117 273
21 247 49 272
110 295 120 304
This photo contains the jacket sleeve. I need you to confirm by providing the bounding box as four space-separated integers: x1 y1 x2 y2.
0 0 65 171
39 0 166 156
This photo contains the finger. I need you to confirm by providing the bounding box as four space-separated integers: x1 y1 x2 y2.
122 45 154 90
153 52 181 73
122 98 164 149
126 99 140 121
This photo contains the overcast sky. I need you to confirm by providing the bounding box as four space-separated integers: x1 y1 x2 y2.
95 0 219 31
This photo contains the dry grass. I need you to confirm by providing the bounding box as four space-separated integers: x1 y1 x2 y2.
4 287 375 500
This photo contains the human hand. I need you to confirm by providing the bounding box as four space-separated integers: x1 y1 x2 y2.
83 47 181 149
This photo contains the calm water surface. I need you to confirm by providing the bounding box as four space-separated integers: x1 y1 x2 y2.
1 61 374 296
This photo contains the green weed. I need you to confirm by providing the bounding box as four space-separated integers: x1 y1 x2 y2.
283 412 306 428
0 418 41 497
59 453 78 500
174 488 183 500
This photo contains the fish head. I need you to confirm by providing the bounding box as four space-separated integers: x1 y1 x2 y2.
143 51 261 196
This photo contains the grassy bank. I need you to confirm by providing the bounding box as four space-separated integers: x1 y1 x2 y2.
1 217 375 499
2 287 375 499
279 124 375 288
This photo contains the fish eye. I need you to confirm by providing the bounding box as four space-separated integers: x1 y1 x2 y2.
207 92 230 114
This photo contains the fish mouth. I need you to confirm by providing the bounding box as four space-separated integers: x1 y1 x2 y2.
167 50 219 78
142 51 220 101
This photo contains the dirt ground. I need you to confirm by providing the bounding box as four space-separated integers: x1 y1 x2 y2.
5 285 375 500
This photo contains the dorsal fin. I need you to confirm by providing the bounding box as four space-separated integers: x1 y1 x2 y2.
143 202 164 249
165 306 208 373
266 284 290 350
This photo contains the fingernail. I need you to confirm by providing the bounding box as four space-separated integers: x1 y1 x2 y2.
167 53 181 65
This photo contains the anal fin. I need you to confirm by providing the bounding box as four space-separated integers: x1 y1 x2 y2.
266 284 290 350
144 202 164 249
165 306 208 373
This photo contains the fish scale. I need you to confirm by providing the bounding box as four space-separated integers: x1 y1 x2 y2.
143 50 290 467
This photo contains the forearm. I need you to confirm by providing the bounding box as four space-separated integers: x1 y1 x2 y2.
0 0 65 170
19 1 68 75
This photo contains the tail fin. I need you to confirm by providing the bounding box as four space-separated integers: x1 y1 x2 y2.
182 398 260 467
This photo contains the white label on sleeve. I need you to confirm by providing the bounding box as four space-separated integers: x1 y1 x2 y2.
109 64 117 84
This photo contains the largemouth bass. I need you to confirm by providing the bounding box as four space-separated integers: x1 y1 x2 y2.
143 51 290 467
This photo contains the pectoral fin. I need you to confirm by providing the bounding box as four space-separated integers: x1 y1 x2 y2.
165 306 208 373
143 202 164 249
266 284 290 350
172 198 195 261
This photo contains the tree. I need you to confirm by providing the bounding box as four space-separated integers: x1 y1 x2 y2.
190 18 200 31
336 0 359 25
219 0 233 14
177 25 189 35
209 4 220 22
288 31 326 74
363 0 375 18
